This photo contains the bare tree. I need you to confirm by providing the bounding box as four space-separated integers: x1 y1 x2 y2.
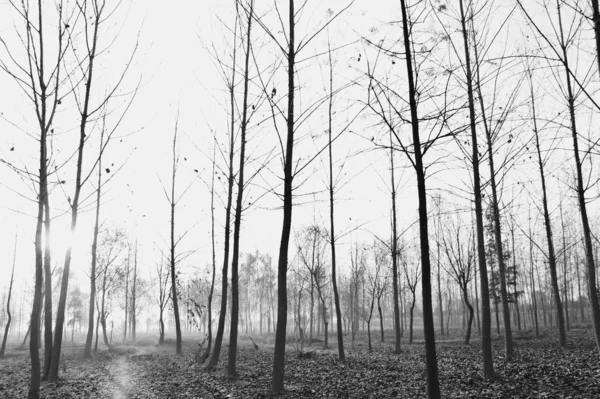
527 67 566 346
0 1 70 394
167 115 183 355
441 215 475 345
155 255 170 345
206 3 239 370
227 0 255 377
401 248 421 345
518 0 600 356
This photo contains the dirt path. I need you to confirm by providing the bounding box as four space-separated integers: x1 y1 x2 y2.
108 352 135 399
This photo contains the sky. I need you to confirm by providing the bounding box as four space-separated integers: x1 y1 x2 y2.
0 0 599 328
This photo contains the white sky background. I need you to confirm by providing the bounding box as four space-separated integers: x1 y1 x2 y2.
0 0 599 324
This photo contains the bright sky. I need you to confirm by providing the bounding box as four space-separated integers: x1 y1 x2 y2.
0 0 598 324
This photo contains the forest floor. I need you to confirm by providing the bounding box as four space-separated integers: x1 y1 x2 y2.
1 326 599 398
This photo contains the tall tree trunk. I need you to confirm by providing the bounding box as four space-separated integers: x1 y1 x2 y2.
474 41 514 364
272 0 295 392
202 142 218 363
207 7 239 370
0 233 17 358
528 212 540 339
228 0 254 376
389 125 402 353
123 255 129 343
84 132 103 358
327 41 345 362
398 0 440 395
437 242 444 337
132 240 138 341
49 5 100 379
529 69 566 346
459 0 494 377
42 196 52 379
556 0 600 353
169 119 182 355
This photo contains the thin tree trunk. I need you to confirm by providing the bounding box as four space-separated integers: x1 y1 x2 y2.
123 255 129 343
378 297 384 342
202 143 218 363
228 0 254 376
389 124 402 353
327 41 345 362
42 196 52 379
462 285 474 345
556 0 600 352
0 233 17 358
49 4 101 378
437 242 444 337
207 8 239 370
398 0 440 395
272 0 295 392
169 119 182 355
474 41 514 363
409 294 415 344
459 0 494 377
84 133 103 357
529 71 566 346
132 240 138 341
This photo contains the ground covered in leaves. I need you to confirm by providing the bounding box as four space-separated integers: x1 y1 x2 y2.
1 327 598 398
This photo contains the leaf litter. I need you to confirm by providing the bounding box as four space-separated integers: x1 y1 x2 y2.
0 327 598 398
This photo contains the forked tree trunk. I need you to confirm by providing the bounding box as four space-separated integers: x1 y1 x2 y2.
228 0 254 377
207 6 239 370
49 3 101 379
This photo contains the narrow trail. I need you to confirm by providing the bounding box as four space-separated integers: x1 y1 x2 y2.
108 353 134 399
